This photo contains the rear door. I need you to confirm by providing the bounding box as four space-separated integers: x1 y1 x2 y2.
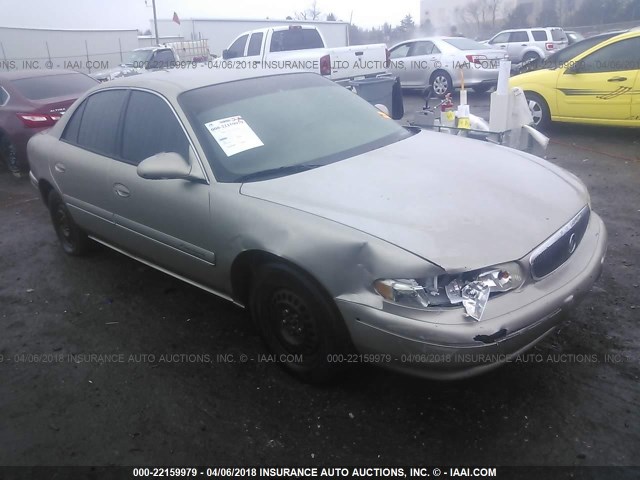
109 89 216 284
52 89 127 239
556 36 640 121
506 30 530 62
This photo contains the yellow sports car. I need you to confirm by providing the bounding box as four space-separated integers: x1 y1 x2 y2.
510 30 640 128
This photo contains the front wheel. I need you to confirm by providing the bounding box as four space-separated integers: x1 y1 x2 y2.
472 84 492 94
48 190 92 256
525 92 551 130
250 263 352 383
430 70 453 97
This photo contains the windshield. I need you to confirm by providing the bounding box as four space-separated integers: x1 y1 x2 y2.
123 50 154 66
179 73 412 182
442 38 490 51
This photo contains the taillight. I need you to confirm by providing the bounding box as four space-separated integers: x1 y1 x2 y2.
545 42 554 50
385 48 390 68
465 54 487 64
320 54 331 76
16 113 59 128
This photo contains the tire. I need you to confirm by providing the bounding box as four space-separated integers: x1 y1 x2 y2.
522 52 541 64
48 190 92 256
250 263 352 383
430 70 453 97
525 91 551 130
472 84 492 94
0 136 24 178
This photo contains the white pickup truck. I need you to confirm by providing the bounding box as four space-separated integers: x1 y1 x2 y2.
221 25 390 86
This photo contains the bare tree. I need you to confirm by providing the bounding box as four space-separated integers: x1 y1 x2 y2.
295 1 322 20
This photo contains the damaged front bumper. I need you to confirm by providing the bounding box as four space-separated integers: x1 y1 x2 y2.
336 212 607 380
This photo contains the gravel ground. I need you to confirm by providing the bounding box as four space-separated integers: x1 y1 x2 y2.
0 92 639 474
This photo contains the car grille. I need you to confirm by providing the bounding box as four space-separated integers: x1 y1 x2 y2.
530 206 590 280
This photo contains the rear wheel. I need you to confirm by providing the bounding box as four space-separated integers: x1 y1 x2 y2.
0 136 24 178
250 263 352 383
522 51 541 64
430 70 453 97
48 190 92 256
525 92 551 130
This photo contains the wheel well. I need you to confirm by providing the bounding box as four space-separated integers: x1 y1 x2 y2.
38 179 55 207
229 250 333 308
429 69 450 83
230 250 284 306
524 90 549 109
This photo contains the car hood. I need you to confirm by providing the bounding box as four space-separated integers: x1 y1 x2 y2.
510 67 558 85
240 130 588 271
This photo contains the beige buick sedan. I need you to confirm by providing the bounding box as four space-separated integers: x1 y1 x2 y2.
28 69 607 382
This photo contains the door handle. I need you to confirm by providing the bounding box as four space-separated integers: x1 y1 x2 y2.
54 163 66 173
355 51 364 56
520 44 528 46
113 183 130 198
607 76 627 82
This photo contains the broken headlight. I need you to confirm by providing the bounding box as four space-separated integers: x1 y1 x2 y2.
373 262 524 321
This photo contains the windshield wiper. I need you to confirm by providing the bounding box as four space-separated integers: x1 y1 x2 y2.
236 164 322 183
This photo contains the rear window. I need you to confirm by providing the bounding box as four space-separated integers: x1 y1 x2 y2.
270 28 324 52
551 29 567 41
179 74 411 182
442 38 490 51
10 73 97 100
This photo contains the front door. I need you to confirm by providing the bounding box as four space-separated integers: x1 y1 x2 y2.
556 36 640 121
109 90 216 286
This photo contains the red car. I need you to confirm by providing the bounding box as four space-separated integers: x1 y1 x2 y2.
0 69 97 177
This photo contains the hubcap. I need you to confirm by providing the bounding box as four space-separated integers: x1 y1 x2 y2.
270 289 318 354
433 76 449 96
528 99 543 125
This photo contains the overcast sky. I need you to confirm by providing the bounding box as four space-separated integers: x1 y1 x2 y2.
0 0 421 30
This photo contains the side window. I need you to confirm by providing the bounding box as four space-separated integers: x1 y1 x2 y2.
121 91 190 166
149 50 174 69
531 30 547 41
410 41 434 56
0 86 8 105
578 38 640 74
247 33 263 56
76 90 128 157
509 31 529 43
61 101 87 144
228 35 248 57
390 43 411 59
490 32 510 44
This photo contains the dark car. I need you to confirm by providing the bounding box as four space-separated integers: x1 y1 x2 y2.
515 31 624 74
0 69 97 177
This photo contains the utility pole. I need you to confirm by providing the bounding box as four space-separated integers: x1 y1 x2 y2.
151 0 159 45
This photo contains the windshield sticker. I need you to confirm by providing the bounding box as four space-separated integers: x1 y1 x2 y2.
204 116 264 157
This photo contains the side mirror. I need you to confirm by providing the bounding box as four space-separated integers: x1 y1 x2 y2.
222 49 237 60
566 62 582 75
137 152 193 180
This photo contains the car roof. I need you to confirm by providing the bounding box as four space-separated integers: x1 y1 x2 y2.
0 69 86 81
496 27 563 33
93 67 306 99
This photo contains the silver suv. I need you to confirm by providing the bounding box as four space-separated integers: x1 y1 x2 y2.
486 27 568 63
